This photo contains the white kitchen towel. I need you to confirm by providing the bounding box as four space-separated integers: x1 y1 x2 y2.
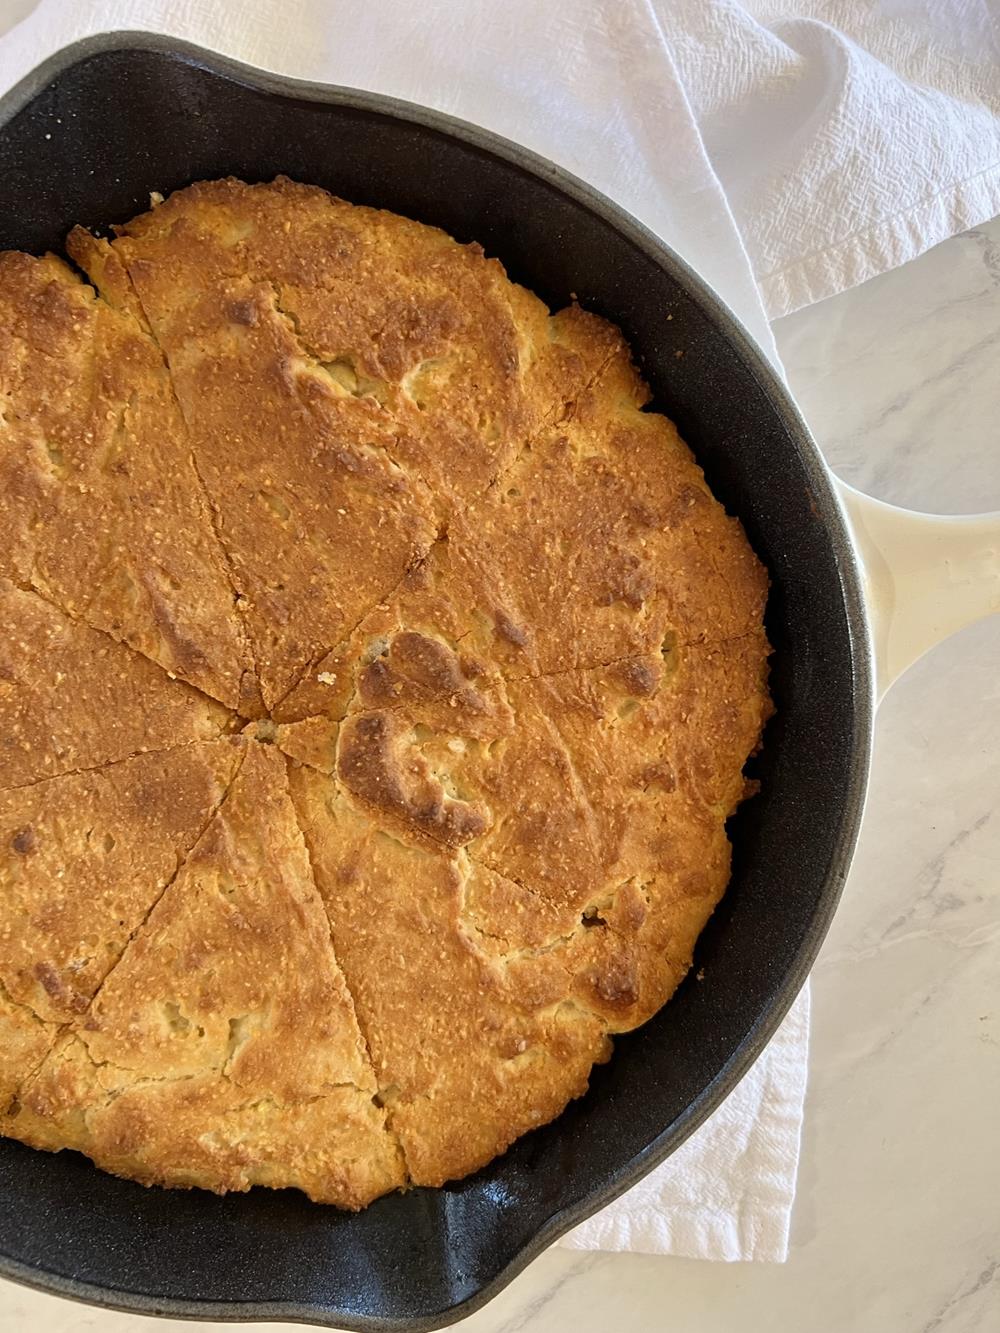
668 1 1000 316
0 0 780 362
0 0 992 1266
562 986 811 1260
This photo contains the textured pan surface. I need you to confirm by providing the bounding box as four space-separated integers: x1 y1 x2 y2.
0 32 872 1332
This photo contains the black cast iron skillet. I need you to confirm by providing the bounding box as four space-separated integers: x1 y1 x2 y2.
0 32 872 1331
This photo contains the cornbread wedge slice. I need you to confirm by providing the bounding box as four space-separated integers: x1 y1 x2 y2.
0 740 241 1109
0 580 231 791
0 251 255 710
11 743 404 1207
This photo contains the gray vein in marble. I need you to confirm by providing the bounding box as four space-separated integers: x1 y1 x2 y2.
485 1253 614 1333
922 1259 998 1333
966 227 1000 286
883 811 993 939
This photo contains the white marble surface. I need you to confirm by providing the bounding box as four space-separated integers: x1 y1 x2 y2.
3 223 999 1333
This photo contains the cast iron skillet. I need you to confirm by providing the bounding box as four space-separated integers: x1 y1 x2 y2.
0 32 872 1331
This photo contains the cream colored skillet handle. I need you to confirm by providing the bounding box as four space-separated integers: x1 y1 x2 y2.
835 479 1000 703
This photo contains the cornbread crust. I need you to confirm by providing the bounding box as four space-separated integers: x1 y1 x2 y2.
0 177 771 1200
12 744 404 1206
275 345 766 723
327 636 767 1044
77 178 626 712
0 740 242 1109
0 580 230 790
98 176 624 504
288 768 611 1187
0 251 255 711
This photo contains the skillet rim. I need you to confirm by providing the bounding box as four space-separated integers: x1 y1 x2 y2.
0 28 875 1330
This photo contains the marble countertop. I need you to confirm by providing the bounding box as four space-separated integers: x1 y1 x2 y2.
3 221 998 1333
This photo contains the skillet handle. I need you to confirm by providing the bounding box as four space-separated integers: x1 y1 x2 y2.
835 479 1000 703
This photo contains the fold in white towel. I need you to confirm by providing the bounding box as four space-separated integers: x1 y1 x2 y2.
668 1 1000 316
0 0 992 1266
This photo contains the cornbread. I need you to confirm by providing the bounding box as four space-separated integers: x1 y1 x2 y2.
0 177 770 1206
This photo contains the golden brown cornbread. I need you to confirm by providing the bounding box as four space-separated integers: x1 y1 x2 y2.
0 251 256 712
13 744 404 1206
0 176 770 1204
0 580 231 789
288 770 611 1187
0 741 241 1108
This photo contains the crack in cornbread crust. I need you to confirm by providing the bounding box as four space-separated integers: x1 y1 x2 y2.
0 740 245 1118
286 766 612 1188
0 580 235 793
279 750 411 1186
0 176 770 1199
10 743 403 1208
0 250 253 710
